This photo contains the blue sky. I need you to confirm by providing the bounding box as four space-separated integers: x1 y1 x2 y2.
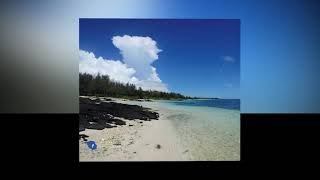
5 0 319 112
150 0 320 112
80 19 240 99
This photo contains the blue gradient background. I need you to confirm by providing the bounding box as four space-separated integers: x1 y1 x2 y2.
1 0 319 113
153 0 320 113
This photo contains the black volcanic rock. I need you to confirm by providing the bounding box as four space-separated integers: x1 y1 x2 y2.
112 118 126 125
79 97 159 132
79 134 89 141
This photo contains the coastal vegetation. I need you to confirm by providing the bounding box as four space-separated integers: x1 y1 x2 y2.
79 73 189 100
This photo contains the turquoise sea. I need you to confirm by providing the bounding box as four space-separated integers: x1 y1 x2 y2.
125 99 240 160
157 99 240 160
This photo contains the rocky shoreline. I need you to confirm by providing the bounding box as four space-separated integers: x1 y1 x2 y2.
79 97 184 161
79 97 159 132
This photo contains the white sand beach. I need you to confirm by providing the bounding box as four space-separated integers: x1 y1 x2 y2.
79 99 185 161
79 98 240 161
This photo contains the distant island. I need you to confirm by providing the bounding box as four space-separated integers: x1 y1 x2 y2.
189 97 220 100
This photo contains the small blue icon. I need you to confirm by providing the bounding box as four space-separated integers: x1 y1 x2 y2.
86 141 97 150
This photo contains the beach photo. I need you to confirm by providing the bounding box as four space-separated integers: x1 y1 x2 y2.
79 19 240 161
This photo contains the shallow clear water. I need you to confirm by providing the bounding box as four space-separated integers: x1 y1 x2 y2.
156 100 240 161
123 99 240 160
169 99 240 110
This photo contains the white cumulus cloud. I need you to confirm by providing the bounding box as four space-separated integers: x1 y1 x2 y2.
223 56 235 63
79 50 136 83
79 35 168 92
112 35 162 80
134 79 168 92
